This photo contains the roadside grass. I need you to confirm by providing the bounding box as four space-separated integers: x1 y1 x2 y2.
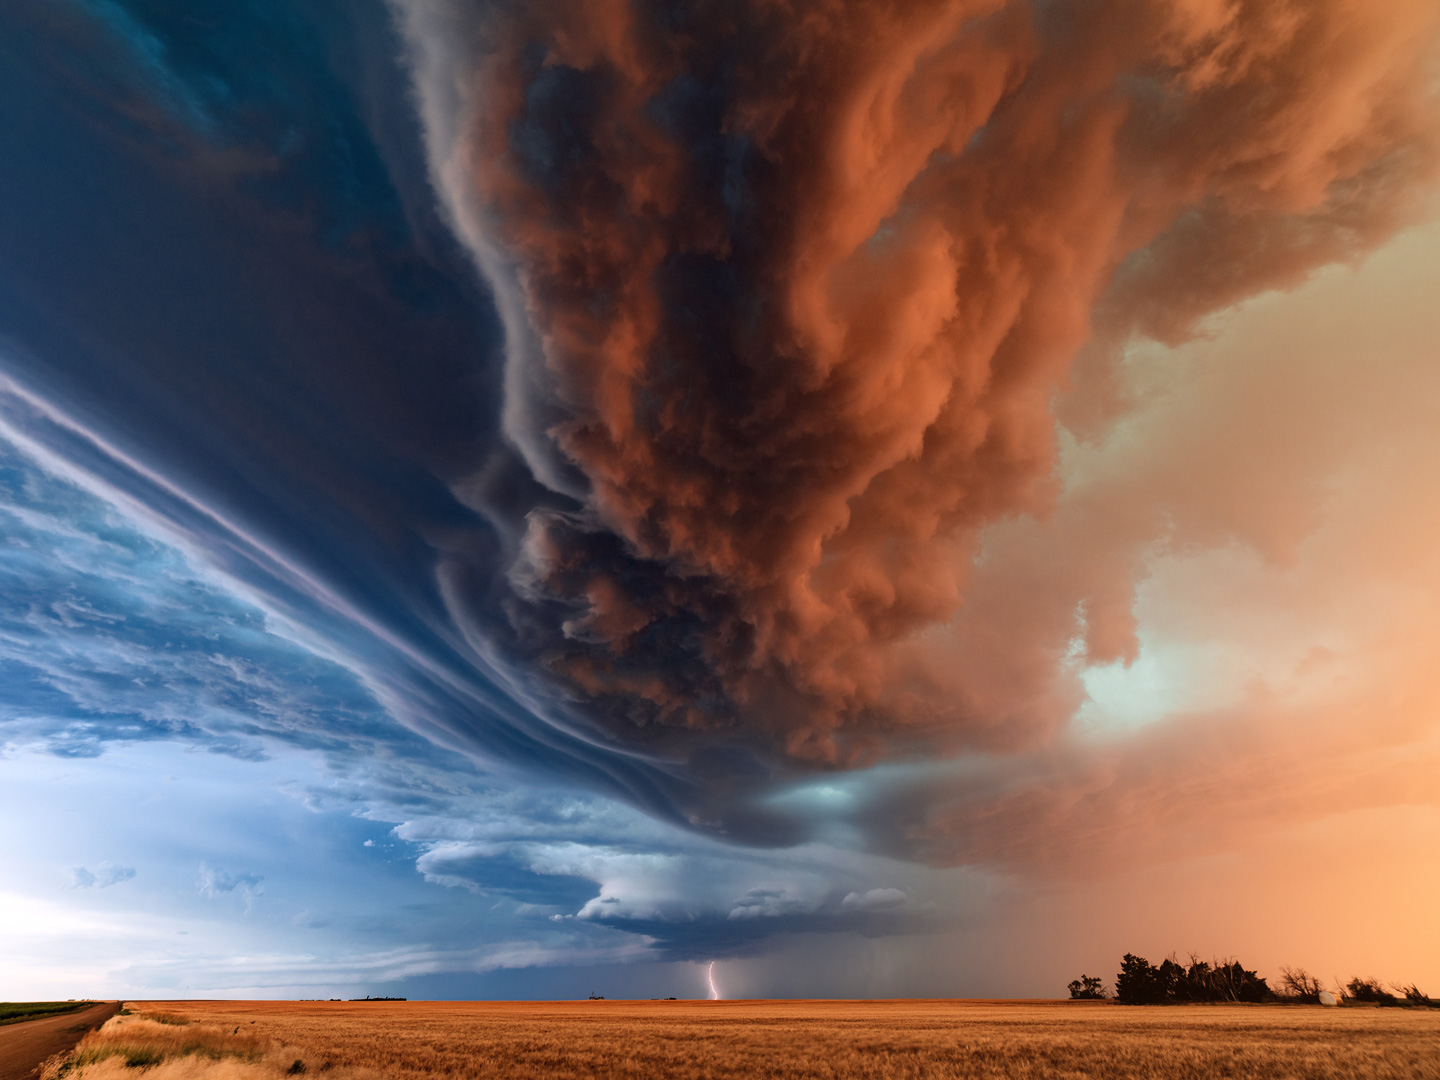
0 1002 93 1027
43 1014 267 1080
42 1000 1440 1080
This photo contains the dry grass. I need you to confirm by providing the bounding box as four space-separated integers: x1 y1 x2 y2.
41 1012 266 1080
46 999 1440 1080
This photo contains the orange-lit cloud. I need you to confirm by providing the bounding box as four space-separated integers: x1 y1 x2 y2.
893 219 1440 873
415 0 1440 772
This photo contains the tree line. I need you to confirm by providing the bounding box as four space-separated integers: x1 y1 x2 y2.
1068 954 1438 1006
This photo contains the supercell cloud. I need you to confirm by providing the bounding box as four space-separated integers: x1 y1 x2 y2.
3 0 1440 997
399 0 1440 770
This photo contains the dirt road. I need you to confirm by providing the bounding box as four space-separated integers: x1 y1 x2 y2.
0 1003 119 1080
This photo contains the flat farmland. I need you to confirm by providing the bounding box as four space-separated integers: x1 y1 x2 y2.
50 999 1440 1080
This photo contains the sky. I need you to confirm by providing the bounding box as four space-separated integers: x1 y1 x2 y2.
1 0 1438 1000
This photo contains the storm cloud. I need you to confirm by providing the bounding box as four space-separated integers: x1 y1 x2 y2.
4 0 1440 997
397 0 1440 771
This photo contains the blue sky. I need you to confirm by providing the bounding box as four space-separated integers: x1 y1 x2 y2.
4 0 1439 999
0 426 956 996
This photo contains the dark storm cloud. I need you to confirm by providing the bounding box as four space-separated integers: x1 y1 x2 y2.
398 0 1440 779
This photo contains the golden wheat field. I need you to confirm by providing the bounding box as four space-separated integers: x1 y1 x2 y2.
44 998 1440 1080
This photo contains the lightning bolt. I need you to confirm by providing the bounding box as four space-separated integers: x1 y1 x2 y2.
707 960 720 1000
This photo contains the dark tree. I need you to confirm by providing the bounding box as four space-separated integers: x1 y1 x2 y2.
1067 975 1108 1000
1346 977 1398 1005
1279 966 1325 1004
1155 957 1186 1001
1400 985 1434 1007
1116 954 1163 1004
1205 958 1271 1003
1115 953 1272 1004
